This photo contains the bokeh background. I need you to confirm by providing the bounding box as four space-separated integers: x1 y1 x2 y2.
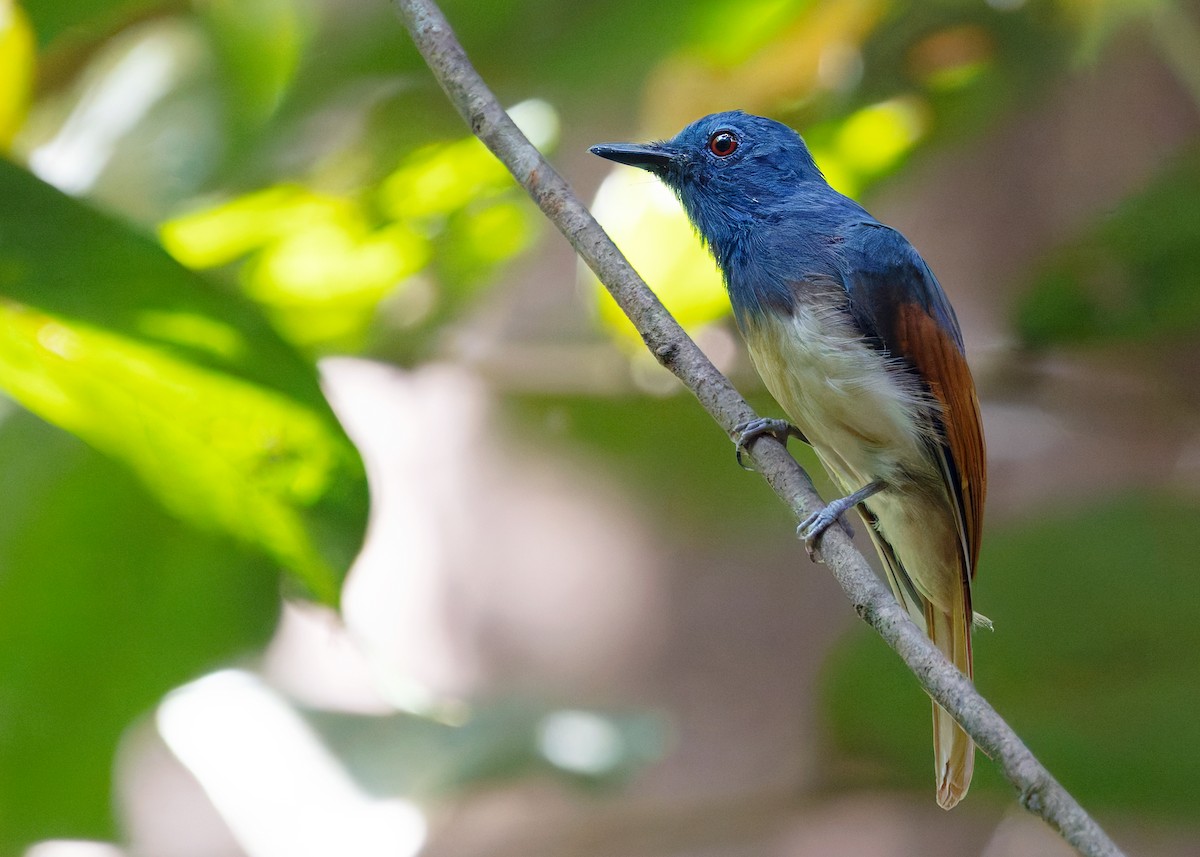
2 0 1200 854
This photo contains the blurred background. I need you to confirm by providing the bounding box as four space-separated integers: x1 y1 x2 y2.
2 0 1200 854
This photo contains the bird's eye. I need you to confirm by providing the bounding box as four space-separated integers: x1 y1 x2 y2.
708 130 739 157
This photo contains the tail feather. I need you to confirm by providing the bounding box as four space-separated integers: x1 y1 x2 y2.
927 599 974 810
862 509 975 809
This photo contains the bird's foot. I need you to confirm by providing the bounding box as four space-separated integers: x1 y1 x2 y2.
733 417 808 470
797 480 886 561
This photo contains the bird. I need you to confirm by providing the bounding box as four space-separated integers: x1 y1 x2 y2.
591 111 986 809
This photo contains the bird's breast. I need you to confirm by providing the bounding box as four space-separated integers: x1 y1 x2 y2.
741 292 939 491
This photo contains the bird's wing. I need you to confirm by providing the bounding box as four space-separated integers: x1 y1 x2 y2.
841 223 986 577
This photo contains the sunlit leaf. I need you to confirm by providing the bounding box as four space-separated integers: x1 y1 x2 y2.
377 99 558 223
832 97 927 175
687 0 813 66
435 198 537 288
802 95 928 197
0 160 367 603
165 105 555 355
242 213 430 350
161 185 341 268
588 165 729 344
0 0 35 147
0 405 281 850
378 138 511 220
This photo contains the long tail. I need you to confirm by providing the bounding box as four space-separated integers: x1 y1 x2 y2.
926 597 974 809
862 513 974 809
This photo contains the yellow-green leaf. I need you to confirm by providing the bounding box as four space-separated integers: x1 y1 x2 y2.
0 160 367 603
0 0 35 148
588 165 729 345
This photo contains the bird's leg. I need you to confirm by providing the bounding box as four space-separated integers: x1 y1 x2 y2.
733 417 809 470
798 479 886 560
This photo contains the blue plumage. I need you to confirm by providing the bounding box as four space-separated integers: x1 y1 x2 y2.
592 111 988 810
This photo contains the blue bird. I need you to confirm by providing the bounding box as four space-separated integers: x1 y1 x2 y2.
591 111 986 809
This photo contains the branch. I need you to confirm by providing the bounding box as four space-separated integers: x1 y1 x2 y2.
391 3 1128 855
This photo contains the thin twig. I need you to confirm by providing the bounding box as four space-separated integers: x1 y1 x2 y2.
391 2 1128 855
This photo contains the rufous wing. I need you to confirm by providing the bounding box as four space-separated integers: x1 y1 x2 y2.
842 222 986 809
891 302 986 577
843 222 986 581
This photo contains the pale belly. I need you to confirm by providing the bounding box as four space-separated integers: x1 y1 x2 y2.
743 303 936 488
743 302 962 611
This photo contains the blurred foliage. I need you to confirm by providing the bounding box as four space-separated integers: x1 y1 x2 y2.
589 170 731 346
0 405 281 849
0 0 1199 850
0 160 368 603
821 492 1200 819
160 99 553 355
507 391 817 539
305 702 667 798
0 0 34 148
196 0 307 139
1018 144 1200 347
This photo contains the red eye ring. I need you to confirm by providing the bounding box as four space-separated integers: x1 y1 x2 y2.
708 130 739 157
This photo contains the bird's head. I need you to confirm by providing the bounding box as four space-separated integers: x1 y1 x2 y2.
590 111 825 244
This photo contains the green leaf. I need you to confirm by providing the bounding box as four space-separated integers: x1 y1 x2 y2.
0 0 35 148
198 0 307 132
0 160 367 603
20 0 162 48
0 405 282 851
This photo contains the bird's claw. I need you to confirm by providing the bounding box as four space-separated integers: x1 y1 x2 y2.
733 417 808 470
795 480 886 561
797 508 855 561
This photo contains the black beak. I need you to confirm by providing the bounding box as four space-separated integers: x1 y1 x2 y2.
589 142 678 173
